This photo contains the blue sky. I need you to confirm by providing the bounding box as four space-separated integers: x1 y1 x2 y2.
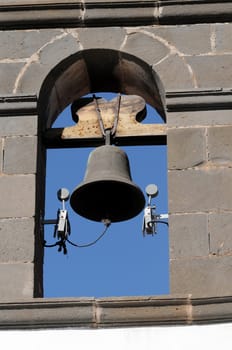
43 94 169 298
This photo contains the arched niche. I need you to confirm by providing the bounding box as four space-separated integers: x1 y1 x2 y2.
38 49 166 129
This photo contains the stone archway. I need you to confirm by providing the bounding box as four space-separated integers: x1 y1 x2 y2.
38 49 166 129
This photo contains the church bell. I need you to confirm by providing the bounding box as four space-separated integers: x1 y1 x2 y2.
70 145 145 222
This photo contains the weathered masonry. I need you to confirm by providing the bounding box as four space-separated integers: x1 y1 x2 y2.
0 0 232 328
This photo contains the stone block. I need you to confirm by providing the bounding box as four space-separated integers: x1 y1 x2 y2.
168 128 206 169
0 29 63 59
0 138 2 172
187 55 232 88
0 263 34 300
215 23 232 52
154 54 194 90
84 0 138 2
149 25 211 55
0 63 24 94
169 168 232 213
170 255 232 297
0 174 35 218
0 300 95 328
39 34 80 67
208 126 232 164
78 27 126 50
3 136 37 174
123 32 170 65
16 61 49 94
192 298 232 323
169 214 209 259
160 2 232 25
0 0 80 5
0 218 35 262
209 213 232 255
0 116 37 137
84 6 154 26
17 34 81 94
167 110 232 127
100 300 188 325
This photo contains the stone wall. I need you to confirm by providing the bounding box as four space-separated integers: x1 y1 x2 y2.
167 90 232 296
0 96 40 299
0 0 231 310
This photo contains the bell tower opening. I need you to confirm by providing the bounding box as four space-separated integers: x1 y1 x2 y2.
38 50 168 298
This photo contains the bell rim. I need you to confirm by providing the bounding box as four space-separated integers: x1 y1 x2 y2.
70 178 145 222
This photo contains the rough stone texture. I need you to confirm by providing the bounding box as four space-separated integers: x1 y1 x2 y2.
0 29 63 60
3 136 37 174
153 54 196 89
0 174 35 218
208 126 232 164
0 300 95 328
78 27 126 50
0 263 34 300
0 295 231 329
0 116 37 137
100 300 188 325
5 23 232 97
169 214 209 259
0 218 35 262
168 128 206 169
169 168 232 213
0 63 24 94
83 6 155 25
0 138 2 172
170 256 232 297
148 24 212 55
16 34 81 94
167 110 232 127
160 1 232 25
214 23 232 52
123 32 170 65
192 297 232 323
187 55 232 88
0 0 82 5
209 213 232 256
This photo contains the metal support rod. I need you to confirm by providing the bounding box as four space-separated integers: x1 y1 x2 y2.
105 129 112 145
42 219 57 225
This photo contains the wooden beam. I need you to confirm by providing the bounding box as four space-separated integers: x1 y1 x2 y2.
44 125 167 148
44 95 167 148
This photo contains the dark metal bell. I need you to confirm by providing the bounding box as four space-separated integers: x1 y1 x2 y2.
70 145 145 222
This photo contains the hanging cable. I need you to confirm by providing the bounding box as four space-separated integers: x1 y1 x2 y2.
66 222 110 248
42 188 112 255
43 221 111 254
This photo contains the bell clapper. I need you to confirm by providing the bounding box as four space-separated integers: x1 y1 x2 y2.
101 218 111 227
142 184 169 236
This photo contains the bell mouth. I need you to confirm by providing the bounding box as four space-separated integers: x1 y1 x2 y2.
70 179 145 223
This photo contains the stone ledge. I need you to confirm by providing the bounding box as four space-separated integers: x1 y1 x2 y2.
0 95 37 116
0 295 231 329
1 89 231 116
166 89 232 112
0 1 231 29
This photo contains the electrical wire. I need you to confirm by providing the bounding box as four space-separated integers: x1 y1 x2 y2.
43 241 60 248
43 222 111 253
155 220 169 227
66 223 110 248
